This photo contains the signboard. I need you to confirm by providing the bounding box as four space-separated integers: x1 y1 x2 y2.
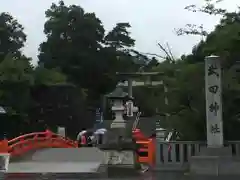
95 108 103 123
205 55 223 147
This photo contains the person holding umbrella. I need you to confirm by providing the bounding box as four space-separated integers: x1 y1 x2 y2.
76 129 87 147
94 128 107 145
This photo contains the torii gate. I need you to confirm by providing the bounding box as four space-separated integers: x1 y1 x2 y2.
116 72 168 116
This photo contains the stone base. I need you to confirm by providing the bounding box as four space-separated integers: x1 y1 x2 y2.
0 153 10 172
101 130 137 150
100 150 141 176
102 150 136 165
102 164 141 177
110 121 126 129
189 147 240 175
198 146 232 156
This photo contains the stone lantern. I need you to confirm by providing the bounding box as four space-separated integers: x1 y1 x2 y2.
102 86 137 143
107 87 129 129
100 86 141 173
106 87 138 129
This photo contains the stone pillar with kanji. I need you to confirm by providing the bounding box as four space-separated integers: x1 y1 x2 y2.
205 55 223 147
190 55 235 176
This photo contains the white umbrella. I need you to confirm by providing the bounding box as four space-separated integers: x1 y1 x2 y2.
94 130 105 134
97 128 107 132
0 106 6 114
76 130 87 141
94 128 107 134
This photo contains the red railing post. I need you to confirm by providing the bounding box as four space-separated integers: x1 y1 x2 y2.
0 139 8 153
45 129 53 141
147 139 155 166
45 129 52 137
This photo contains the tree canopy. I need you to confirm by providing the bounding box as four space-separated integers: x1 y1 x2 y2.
38 1 142 98
2 0 240 140
0 13 26 61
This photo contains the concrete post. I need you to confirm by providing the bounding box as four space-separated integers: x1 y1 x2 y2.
156 128 166 140
205 55 223 147
0 153 9 172
57 127 66 137
190 55 234 176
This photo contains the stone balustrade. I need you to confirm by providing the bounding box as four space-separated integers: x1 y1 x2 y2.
156 140 240 171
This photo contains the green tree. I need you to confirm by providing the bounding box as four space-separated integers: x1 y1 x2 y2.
151 1 240 140
34 66 67 85
105 22 135 49
38 1 140 98
38 1 112 97
0 54 33 115
176 0 226 37
0 13 26 61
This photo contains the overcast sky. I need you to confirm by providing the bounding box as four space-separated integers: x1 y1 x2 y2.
0 0 239 65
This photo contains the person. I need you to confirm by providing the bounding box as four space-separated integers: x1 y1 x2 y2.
80 134 87 147
93 128 106 145
150 133 156 138
86 131 94 147
77 129 87 147
98 133 103 145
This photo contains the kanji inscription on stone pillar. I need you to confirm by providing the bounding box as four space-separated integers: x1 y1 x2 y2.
205 55 223 147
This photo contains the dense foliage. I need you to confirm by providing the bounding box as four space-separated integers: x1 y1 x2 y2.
2 0 240 140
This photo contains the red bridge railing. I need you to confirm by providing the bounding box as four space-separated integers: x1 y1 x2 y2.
0 129 156 167
3 130 78 157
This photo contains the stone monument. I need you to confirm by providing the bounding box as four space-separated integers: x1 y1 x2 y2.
57 126 66 137
190 55 237 175
205 55 224 147
0 153 9 173
99 86 141 175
